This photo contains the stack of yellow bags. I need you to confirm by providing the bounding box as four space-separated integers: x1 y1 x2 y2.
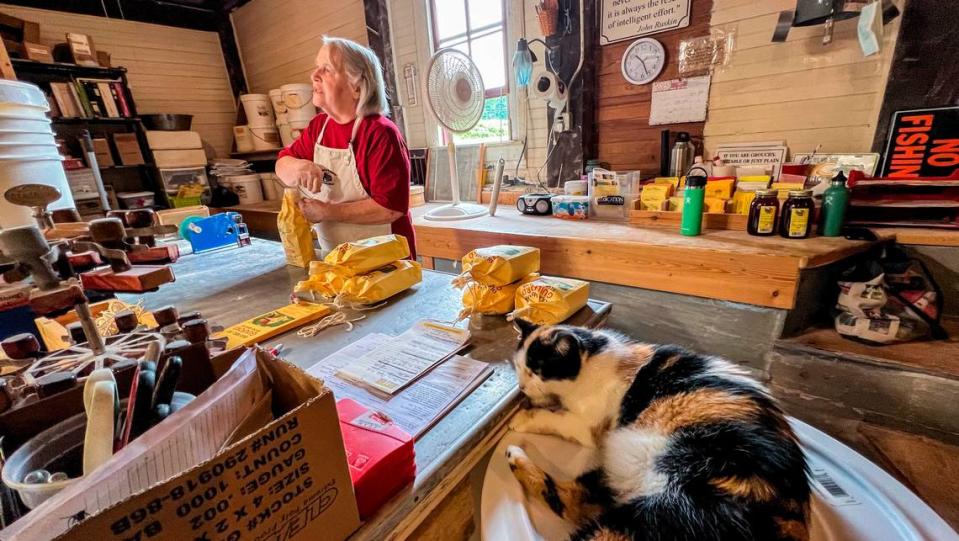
294 234 422 305
456 245 591 325
456 245 541 320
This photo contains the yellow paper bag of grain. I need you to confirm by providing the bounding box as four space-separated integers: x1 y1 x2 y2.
460 245 540 287
294 261 350 299
461 274 539 318
510 276 589 325
217 302 331 349
277 189 315 268
324 234 410 277
339 260 422 305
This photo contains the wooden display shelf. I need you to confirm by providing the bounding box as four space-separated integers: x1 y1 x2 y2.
629 209 748 230
412 204 891 310
869 227 959 248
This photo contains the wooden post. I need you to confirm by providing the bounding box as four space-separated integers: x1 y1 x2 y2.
0 40 16 80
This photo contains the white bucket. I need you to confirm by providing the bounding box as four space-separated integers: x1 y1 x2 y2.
281 84 316 123
250 126 280 151
0 80 50 120
0 143 62 160
233 125 254 153
0 130 56 145
289 119 311 142
0 118 54 133
260 173 281 201
228 173 264 204
0 156 76 229
275 110 288 126
269 88 286 114
277 122 294 147
239 93 276 128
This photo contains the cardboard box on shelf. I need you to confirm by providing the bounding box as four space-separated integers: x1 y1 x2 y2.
0 13 39 43
92 137 114 167
23 41 52 62
12 349 361 541
112 132 144 165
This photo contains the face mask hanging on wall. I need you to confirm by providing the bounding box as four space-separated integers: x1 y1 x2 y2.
772 0 900 45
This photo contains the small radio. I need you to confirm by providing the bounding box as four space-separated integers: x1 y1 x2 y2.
516 193 553 215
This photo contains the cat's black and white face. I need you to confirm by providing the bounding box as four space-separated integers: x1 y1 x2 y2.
512 319 608 404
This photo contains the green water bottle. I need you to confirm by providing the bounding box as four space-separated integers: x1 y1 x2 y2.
821 171 850 237
680 168 708 236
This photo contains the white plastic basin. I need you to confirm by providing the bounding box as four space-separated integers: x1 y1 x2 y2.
481 419 958 541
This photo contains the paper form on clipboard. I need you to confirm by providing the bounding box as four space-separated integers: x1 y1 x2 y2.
311 332 490 437
335 320 471 395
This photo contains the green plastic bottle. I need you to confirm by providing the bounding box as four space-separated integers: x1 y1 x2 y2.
821 171 850 237
680 170 708 236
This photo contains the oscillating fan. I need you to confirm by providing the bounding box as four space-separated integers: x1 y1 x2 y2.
423 48 490 221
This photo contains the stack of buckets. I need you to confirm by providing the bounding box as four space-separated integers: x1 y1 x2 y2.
236 94 281 152
0 80 75 229
234 84 315 153
276 84 315 147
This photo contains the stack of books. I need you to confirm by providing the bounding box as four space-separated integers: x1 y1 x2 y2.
47 78 133 119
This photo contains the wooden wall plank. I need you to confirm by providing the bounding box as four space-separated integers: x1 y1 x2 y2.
596 0 714 174
231 0 369 94
0 3 236 157
704 0 903 157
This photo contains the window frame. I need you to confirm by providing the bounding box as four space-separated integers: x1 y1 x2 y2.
428 0 510 100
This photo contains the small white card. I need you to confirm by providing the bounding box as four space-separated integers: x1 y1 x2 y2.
649 75 711 126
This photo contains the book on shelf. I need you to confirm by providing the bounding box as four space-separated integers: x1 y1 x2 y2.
49 82 81 118
96 82 119 117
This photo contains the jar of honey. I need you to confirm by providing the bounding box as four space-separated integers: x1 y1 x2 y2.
747 189 779 236
779 190 814 239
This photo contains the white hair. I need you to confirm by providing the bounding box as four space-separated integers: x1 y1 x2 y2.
321 36 390 117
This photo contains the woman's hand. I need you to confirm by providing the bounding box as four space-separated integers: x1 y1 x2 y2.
298 198 332 223
291 161 330 194
275 156 329 194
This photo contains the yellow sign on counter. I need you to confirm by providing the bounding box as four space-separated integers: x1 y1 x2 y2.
217 302 331 349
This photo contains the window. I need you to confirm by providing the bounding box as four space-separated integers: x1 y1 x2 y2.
429 0 510 144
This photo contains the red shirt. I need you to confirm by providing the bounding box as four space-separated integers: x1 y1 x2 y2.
279 113 416 259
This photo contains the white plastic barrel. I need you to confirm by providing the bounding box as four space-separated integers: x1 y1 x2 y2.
0 129 56 144
269 88 286 114
250 126 280 150
0 157 75 228
277 122 294 147
228 173 263 204
0 80 75 228
233 125 254 152
289 119 311 142
281 84 316 123
0 79 50 120
239 93 275 128
260 172 281 201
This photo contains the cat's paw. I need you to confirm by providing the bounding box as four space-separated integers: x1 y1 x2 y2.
505 445 528 467
508 410 535 433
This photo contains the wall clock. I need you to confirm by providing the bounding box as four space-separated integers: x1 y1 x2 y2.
621 37 666 85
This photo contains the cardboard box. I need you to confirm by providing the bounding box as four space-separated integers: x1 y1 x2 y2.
0 13 39 43
112 133 144 165
92 137 114 167
23 41 52 62
31 349 361 541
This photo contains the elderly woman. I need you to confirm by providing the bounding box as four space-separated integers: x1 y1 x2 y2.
276 37 414 258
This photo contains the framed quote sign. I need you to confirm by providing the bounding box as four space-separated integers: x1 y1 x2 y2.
601 0 692 45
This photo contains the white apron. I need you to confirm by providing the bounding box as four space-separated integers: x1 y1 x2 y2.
309 116 390 255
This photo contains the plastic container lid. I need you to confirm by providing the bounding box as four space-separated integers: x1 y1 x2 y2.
0 80 51 110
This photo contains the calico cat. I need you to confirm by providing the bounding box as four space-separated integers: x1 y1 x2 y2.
507 320 810 541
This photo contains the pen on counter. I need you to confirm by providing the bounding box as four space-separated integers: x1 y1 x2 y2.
269 343 284 357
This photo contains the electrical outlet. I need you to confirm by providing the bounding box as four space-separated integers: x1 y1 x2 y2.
553 112 571 133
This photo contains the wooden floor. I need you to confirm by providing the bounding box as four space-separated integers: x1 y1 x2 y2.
843 423 959 531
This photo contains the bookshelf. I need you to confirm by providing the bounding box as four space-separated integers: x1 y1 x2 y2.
11 58 166 210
